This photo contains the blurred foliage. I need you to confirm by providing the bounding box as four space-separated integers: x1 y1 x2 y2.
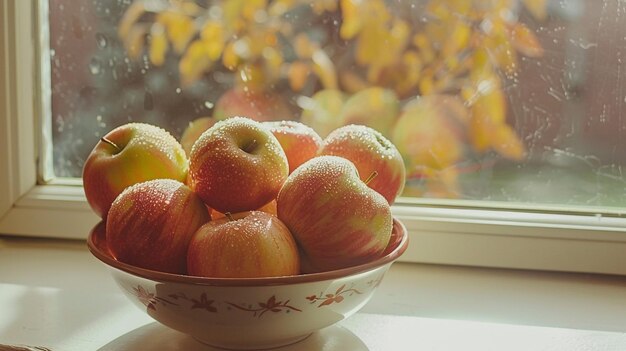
119 0 545 198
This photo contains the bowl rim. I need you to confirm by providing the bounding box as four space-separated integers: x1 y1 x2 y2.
87 217 409 287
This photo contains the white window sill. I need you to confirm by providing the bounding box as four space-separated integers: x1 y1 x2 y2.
1 236 625 350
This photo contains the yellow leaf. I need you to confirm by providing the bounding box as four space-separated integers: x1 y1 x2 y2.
483 33 518 73
468 84 524 160
269 0 298 17
426 1 452 21
125 25 147 60
222 0 266 32
468 48 494 83
118 1 144 39
200 21 224 60
414 33 436 64
179 40 211 86
419 75 434 95
473 84 506 124
396 51 422 95
312 0 338 15
511 23 544 57
523 0 548 21
179 1 203 16
241 0 267 22
311 49 337 89
222 41 239 70
355 20 387 66
158 12 196 54
262 46 283 80
149 23 168 66
366 64 382 84
469 112 492 152
236 63 269 91
442 20 471 57
339 71 369 93
340 0 362 40
493 125 526 160
288 61 311 91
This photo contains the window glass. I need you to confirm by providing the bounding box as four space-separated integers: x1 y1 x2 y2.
49 0 626 209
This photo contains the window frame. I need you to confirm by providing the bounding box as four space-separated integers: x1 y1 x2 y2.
2 0 626 275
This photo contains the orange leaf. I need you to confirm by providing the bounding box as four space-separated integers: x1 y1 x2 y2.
511 23 544 57
288 61 311 92
294 34 317 59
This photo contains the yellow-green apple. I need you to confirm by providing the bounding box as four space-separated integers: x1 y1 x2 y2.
213 87 293 122
277 156 392 273
319 125 406 205
180 117 217 156
106 179 210 274
82 123 188 218
299 89 346 138
188 117 289 213
187 211 300 278
338 87 399 138
263 120 323 173
391 95 467 171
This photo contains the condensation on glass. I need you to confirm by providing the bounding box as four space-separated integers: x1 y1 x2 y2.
48 0 626 209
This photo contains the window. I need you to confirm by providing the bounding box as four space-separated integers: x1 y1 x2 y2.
2 0 626 275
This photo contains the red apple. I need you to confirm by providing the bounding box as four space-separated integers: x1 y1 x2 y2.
319 125 406 205
277 155 392 273
187 211 300 278
263 120 323 173
180 117 217 156
213 87 294 122
82 123 188 218
106 179 210 274
188 117 289 213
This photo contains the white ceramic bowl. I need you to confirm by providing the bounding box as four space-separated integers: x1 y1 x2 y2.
87 218 408 350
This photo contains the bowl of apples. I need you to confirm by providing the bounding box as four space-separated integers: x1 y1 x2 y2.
84 117 409 350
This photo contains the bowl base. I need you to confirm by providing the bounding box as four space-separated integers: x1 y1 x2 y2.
194 333 312 350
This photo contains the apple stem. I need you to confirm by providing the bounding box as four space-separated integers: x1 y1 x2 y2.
101 137 120 152
225 212 234 221
243 139 257 153
365 171 379 185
